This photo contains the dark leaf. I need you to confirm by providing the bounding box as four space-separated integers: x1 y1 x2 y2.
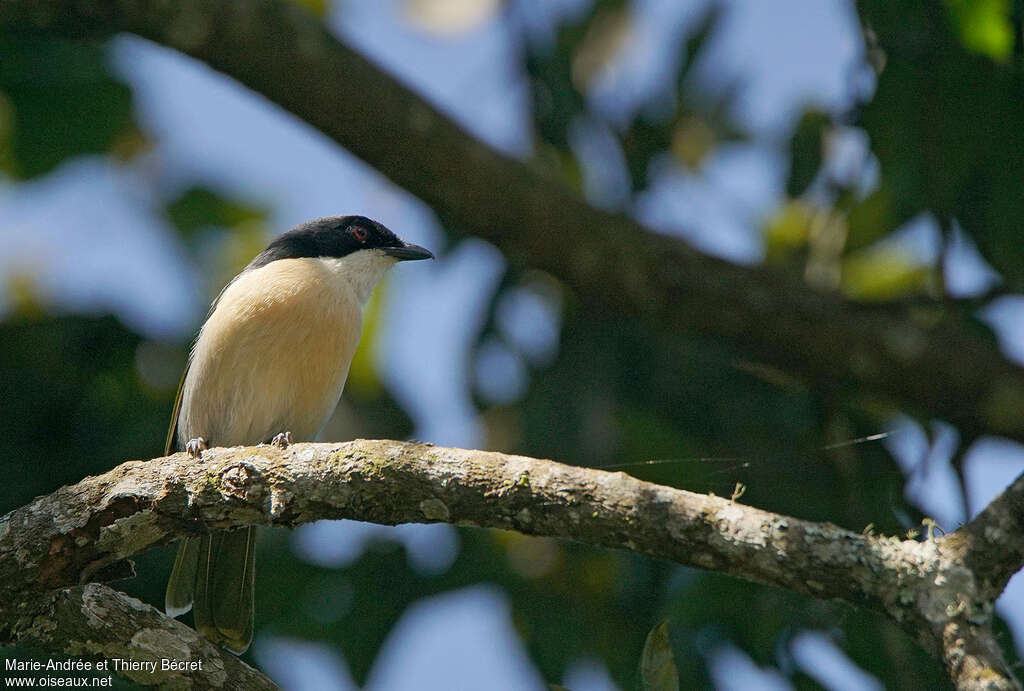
640 620 679 691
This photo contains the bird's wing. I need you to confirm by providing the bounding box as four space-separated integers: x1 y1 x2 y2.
164 269 251 457
164 362 189 455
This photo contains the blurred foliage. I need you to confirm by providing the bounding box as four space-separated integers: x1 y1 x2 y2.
841 244 935 300
0 314 176 514
3 0 1024 689
346 284 389 397
166 185 275 298
786 111 829 199
943 0 1015 61
288 0 330 18
165 186 268 243
851 0 1024 288
0 35 138 178
523 0 744 196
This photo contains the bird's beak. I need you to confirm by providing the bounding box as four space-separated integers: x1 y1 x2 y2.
383 243 434 261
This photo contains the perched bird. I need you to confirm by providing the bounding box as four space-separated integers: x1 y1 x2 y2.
164 215 433 653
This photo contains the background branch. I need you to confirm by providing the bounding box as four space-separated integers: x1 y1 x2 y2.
2 0 1024 445
0 440 1019 689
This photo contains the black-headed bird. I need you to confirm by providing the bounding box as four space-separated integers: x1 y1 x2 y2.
164 215 433 653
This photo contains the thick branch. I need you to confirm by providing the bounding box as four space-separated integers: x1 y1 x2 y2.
0 440 1017 689
0 440 929 610
3 0 1024 442
10 584 275 689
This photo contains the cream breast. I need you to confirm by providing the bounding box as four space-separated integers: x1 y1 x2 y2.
177 255 376 447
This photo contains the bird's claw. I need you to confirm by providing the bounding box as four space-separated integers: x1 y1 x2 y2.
185 437 208 459
271 431 293 449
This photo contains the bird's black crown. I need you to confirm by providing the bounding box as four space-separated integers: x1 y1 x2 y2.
248 216 406 270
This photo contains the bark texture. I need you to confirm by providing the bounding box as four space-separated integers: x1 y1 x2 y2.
10 584 275 689
0 440 1020 689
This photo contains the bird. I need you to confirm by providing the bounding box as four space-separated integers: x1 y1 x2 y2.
164 215 433 653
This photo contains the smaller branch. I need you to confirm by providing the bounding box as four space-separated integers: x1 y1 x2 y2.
10 583 275 689
941 617 1020 691
948 471 1024 600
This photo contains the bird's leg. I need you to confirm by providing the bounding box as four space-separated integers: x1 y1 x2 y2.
271 431 293 449
185 437 208 459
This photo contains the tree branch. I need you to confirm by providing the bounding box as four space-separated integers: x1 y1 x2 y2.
1 2 1023 688
951 472 1024 600
0 440 1019 689
3 0 1024 442
9 584 275 689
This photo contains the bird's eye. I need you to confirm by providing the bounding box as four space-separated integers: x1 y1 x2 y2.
352 226 368 242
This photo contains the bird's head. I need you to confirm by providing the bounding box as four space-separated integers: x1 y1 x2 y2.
249 215 434 269
242 215 433 305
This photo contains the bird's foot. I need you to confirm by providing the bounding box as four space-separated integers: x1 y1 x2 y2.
922 517 944 542
271 431 293 449
185 437 208 459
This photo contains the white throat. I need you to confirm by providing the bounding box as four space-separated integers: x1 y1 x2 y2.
319 250 398 305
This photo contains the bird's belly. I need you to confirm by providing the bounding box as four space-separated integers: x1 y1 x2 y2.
178 259 363 447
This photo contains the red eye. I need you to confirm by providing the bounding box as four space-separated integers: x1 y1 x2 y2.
352 227 368 242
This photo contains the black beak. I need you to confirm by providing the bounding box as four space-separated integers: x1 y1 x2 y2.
383 243 434 261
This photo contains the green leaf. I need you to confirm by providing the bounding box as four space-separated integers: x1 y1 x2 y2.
944 0 1014 62
841 246 934 300
640 620 679 691
762 200 815 262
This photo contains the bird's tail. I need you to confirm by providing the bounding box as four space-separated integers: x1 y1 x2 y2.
165 528 256 654
165 536 199 618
